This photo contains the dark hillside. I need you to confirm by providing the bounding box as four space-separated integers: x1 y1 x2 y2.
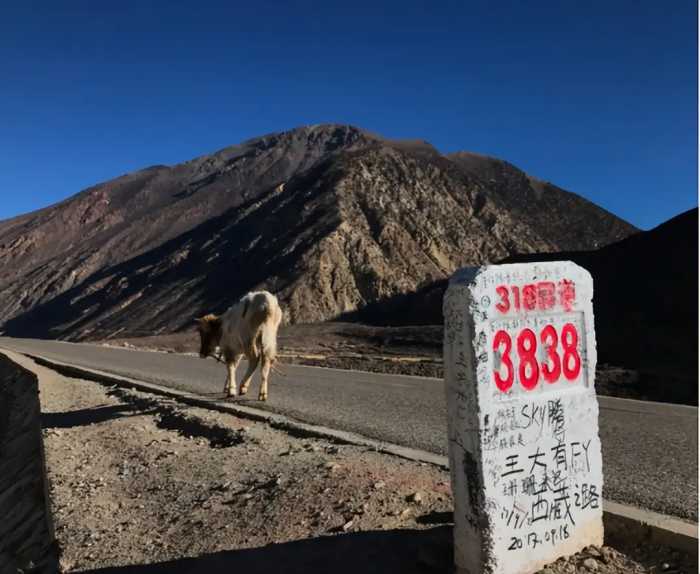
343 209 698 404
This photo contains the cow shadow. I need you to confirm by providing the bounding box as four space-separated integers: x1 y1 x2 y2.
79 526 452 574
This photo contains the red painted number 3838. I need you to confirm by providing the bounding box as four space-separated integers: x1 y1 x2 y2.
492 324 582 392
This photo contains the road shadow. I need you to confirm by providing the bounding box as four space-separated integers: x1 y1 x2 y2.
41 404 147 429
79 526 452 574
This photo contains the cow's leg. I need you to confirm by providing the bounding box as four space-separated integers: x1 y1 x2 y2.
259 355 272 401
224 354 241 397
238 354 260 396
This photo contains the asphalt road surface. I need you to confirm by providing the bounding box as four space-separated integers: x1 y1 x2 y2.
1 337 696 521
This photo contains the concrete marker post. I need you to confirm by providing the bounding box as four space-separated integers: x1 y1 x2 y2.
444 262 604 574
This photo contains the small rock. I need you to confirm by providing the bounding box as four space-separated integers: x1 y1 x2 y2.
582 558 598 571
326 446 339 454
600 546 615 564
325 462 341 472
399 508 412 520
408 492 423 505
660 563 672 572
342 520 354 531
585 546 602 558
373 481 386 490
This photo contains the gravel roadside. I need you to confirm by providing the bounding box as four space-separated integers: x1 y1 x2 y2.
31 359 696 574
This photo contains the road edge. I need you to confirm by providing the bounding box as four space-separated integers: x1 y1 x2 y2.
4 350 449 468
4 347 697 557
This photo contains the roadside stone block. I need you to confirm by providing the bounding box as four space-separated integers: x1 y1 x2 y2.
444 262 603 574
0 354 58 574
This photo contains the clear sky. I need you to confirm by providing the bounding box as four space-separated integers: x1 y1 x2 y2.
1 0 696 229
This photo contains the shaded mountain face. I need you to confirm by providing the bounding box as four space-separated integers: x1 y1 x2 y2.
1 125 636 340
344 209 698 404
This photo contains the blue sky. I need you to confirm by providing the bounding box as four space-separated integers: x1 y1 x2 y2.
1 0 696 229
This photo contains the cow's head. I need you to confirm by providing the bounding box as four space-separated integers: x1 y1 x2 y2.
195 314 222 358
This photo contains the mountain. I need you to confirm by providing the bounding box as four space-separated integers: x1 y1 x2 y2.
448 152 635 252
343 208 698 404
0 125 375 323
0 124 636 340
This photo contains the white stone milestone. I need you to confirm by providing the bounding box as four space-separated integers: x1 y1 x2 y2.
443 262 603 574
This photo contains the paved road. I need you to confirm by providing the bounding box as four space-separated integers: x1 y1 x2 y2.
1 337 696 521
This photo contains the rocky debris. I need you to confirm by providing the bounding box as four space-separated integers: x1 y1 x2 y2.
535 545 696 574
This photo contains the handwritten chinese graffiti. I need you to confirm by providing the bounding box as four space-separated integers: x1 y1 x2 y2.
485 395 601 553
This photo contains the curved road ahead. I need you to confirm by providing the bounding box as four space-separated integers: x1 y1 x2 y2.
1 337 696 521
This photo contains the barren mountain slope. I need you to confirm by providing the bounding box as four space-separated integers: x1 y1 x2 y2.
4 143 634 340
0 125 375 323
448 151 636 251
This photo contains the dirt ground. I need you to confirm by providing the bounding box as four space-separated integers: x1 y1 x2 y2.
105 322 667 403
24 355 696 574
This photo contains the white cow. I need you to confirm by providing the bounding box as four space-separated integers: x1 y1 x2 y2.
196 291 283 401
